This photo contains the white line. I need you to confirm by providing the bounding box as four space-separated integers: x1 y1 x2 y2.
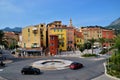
0 69 3 71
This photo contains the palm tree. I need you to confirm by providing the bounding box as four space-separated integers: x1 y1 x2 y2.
89 38 96 54
98 38 105 48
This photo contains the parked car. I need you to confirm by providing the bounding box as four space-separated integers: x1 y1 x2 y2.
21 66 41 75
69 62 83 70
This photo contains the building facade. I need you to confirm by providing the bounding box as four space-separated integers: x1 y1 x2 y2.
80 26 115 47
3 31 19 48
102 29 115 47
67 27 74 50
49 35 58 55
80 26 102 42
74 29 84 48
50 27 67 51
47 21 62 46
22 24 46 49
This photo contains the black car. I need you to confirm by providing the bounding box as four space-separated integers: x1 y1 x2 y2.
21 66 41 75
69 62 83 70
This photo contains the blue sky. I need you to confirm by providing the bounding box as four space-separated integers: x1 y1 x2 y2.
0 0 120 29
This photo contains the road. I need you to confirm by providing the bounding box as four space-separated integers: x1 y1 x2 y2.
0 55 106 80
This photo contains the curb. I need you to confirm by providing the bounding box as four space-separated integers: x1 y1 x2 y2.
104 63 120 80
0 76 7 80
3 60 13 64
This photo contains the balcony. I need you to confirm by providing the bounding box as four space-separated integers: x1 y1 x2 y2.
32 28 38 34
58 37 64 40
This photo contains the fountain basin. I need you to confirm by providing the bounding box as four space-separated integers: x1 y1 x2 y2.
32 59 73 70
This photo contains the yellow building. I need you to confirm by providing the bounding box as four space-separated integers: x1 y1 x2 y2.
47 21 62 45
50 27 67 51
47 21 67 51
22 24 46 49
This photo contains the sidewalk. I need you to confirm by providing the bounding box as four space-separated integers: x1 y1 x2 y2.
92 74 117 80
0 77 7 80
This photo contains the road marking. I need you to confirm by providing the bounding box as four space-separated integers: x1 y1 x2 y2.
0 69 3 71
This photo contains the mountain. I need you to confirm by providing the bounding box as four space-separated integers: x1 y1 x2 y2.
107 17 120 35
110 17 120 26
2 27 22 32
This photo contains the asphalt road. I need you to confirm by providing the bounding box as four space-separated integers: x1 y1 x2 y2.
0 56 106 80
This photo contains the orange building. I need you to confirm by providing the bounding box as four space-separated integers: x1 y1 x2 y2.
67 27 74 50
80 26 102 42
80 26 115 47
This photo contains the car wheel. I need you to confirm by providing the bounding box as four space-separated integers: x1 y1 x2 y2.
22 72 25 75
34 72 37 75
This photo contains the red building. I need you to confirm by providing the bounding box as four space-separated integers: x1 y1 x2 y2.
102 29 114 39
49 35 58 55
102 29 115 47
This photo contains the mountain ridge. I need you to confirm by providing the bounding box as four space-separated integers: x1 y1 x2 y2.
107 17 120 35
1 27 22 32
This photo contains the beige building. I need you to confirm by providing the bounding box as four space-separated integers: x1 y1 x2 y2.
22 24 46 49
80 26 102 42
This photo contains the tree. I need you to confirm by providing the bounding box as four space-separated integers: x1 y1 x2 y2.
84 42 91 49
0 30 4 45
98 38 105 48
1 40 9 49
79 46 85 53
114 34 120 52
9 38 17 49
89 38 96 54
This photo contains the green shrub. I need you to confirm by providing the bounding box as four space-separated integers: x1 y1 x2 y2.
82 53 97 57
99 49 108 54
79 46 85 53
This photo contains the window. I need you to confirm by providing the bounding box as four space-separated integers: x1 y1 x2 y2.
28 37 30 42
51 43 54 46
80 39 81 42
28 28 30 32
41 34 43 37
58 34 62 39
55 25 57 27
41 24 43 27
59 25 61 27
40 31 43 34
50 37 54 40
62 44 64 47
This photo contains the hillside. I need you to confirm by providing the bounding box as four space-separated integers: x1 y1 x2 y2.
107 17 120 35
